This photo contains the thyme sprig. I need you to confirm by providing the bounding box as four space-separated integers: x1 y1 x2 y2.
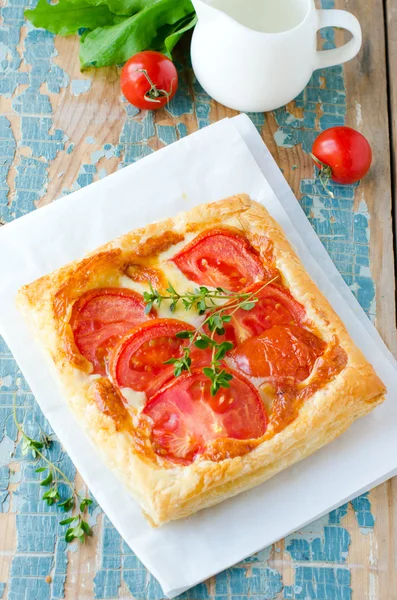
13 397 93 543
143 282 243 315
145 278 278 395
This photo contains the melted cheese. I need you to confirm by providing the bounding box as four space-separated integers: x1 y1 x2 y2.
121 387 146 412
118 231 224 327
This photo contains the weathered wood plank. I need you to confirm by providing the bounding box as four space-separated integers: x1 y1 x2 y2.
343 1 397 599
344 0 396 354
386 0 397 264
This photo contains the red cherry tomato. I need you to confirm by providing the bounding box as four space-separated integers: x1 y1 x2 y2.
70 288 153 375
171 228 265 292
216 282 306 345
120 51 178 110
232 325 326 383
143 368 267 464
110 319 210 398
311 126 372 184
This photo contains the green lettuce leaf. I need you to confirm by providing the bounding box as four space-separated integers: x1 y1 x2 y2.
163 12 197 56
145 12 197 57
25 0 118 36
83 0 164 17
79 0 194 69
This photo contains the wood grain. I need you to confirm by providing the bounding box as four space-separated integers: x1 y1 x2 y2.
344 0 396 355
343 1 397 598
386 0 397 271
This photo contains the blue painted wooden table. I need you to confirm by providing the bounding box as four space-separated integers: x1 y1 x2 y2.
1 0 396 598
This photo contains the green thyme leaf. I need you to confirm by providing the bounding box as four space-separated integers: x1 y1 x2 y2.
194 338 209 349
144 301 153 314
40 471 53 486
80 498 93 512
60 516 78 526
163 357 178 365
175 330 193 339
203 367 215 380
59 497 75 512
214 341 234 361
240 301 256 311
81 520 93 536
166 282 178 295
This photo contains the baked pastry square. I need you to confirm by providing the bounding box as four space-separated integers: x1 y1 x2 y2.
17 195 386 526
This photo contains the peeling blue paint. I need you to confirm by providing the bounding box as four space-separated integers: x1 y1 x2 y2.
215 566 282 599
0 465 10 512
93 524 282 600
13 29 69 114
0 115 17 223
70 163 97 191
20 117 67 161
284 567 351 600
166 62 194 118
351 493 375 531
71 79 91 96
328 504 349 526
156 124 178 146
299 179 375 319
286 526 350 564
0 0 28 98
0 0 69 225
94 517 122 598
177 122 188 138
91 143 119 164
14 156 48 216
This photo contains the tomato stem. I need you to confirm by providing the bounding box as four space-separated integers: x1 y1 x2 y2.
310 152 335 199
135 68 176 105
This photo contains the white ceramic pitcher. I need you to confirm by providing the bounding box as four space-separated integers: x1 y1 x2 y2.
190 0 362 112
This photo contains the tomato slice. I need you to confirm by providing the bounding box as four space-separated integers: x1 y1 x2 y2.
220 282 306 344
143 368 267 464
232 325 326 382
171 228 265 292
110 319 211 398
70 288 152 376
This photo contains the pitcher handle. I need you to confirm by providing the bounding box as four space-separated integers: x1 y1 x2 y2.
315 9 362 69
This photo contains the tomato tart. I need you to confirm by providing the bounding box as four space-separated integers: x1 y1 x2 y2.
16 195 386 526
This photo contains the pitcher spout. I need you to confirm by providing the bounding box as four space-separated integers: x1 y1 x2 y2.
190 0 219 21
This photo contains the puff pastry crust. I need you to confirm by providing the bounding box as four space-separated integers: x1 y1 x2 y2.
17 195 386 526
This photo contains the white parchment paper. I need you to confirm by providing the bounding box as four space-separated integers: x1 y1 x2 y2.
0 114 396 598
